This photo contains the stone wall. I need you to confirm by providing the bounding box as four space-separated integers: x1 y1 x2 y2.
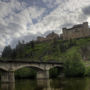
37 32 59 42
62 22 90 40
37 36 45 42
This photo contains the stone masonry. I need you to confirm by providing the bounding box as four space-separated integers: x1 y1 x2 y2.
0 60 63 83
62 22 90 40
37 32 59 42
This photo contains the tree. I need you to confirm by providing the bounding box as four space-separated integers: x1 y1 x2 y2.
69 39 77 48
15 40 25 59
49 67 60 78
64 53 85 77
52 38 58 48
2 45 12 59
59 42 66 52
11 49 17 59
30 40 35 49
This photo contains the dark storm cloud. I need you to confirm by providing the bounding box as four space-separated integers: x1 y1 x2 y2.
18 0 59 8
18 0 60 23
0 0 11 2
82 6 90 16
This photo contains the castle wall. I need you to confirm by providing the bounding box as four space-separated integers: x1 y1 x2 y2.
46 32 59 40
37 32 59 42
37 37 46 42
62 22 90 40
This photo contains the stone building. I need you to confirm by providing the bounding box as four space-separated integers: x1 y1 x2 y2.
37 36 45 42
37 32 59 42
46 32 59 40
62 22 90 40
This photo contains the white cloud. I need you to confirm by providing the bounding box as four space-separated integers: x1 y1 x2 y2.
0 0 90 52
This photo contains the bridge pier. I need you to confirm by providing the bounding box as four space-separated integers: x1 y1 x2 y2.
1 71 15 83
37 70 49 79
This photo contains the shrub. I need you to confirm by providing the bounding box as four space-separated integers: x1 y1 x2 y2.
85 66 90 76
49 68 60 78
64 53 85 77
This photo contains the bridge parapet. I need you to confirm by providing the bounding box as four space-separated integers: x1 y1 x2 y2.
0 60 63 71
0 60 64 82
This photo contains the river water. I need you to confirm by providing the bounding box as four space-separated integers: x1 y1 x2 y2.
0 78 90 90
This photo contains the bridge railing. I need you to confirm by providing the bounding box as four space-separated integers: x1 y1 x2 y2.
0 59 64 64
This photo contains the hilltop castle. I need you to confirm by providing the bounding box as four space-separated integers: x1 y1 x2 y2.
37 32 59 42
36 22 90 42
62 22 90 40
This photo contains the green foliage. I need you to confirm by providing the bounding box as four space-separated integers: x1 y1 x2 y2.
49 68 60 78
2 45 12 59
64 53 86 77
15 68 36 79
30 40 35 49
2 37 90 78
2 37 90 62
85 66 90 76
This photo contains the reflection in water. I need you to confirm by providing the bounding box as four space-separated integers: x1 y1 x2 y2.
37 79 64 90
37 79 49 89
1 83 15 90
15 79 64 90
63 78 90 90
1 78 90 90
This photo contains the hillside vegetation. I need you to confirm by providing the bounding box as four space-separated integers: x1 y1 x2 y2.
1 37 90 78
1 37 90 62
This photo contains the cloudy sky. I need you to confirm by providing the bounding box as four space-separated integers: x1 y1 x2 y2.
0 0 90 52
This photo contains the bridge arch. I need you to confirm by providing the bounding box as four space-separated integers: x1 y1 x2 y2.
49 65 64 78
14 64 45 72
0 61 64 82
14 64 50 80
0 66 9 71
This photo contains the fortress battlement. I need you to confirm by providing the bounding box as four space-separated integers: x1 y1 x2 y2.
62 22 90 40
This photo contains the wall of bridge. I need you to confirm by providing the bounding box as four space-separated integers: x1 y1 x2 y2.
0 61 63 83
0 62 63 71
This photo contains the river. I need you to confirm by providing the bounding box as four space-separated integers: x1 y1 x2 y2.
0 78 90 90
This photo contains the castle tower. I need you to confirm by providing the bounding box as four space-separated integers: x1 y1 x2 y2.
62 28 67 40
82 22 89 37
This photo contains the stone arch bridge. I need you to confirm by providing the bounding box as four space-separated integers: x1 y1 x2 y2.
0 60 64 83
